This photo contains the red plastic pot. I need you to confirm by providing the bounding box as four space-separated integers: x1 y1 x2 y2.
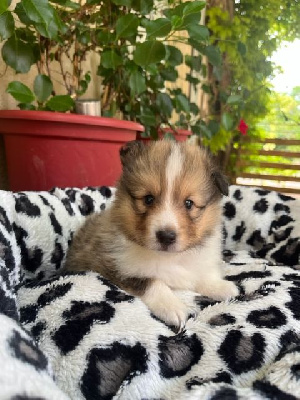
0 110 144 191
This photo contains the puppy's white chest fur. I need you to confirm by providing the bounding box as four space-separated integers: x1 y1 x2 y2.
115 225 222 292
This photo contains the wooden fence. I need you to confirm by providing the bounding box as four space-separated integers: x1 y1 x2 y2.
232 137 300 196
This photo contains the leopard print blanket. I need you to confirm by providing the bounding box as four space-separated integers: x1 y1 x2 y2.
0 185 299 399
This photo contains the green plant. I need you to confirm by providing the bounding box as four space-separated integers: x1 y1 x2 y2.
0 0 229 139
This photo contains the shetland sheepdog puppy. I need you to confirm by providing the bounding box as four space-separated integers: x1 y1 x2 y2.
65 140 238 327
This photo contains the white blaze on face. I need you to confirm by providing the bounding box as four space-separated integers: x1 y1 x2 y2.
150 143 184 249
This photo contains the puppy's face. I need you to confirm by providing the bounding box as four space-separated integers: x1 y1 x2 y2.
112 141 228 253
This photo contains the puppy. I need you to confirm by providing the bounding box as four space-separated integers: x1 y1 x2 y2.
64 140 238 327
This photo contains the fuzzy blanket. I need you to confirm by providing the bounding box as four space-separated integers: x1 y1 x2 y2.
0 185 299 400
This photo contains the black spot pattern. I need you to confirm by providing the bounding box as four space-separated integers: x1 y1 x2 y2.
253 198 268 213
37 282 72 307
100 203 106 211
195 296 221 309
271 238 300 266
274 227 293 243
100 186 112 198
276 330 300 361
105 289 134 304
0 205 12 232
31 322 46 341
274 203 290 214
286 287 300 320
39 195 54 210
158 332 203 378
80 342 148 400
65 189 77 202
209 313 236 326
79 194 94 215
61 197 75 215
211 387 238 400
20 304 39 324
255 189 271 196
9 329 48 371
246 230 266 250
0 284 18 319
51 241 64 270
186 371 232 389
49 212 62 235
232 221 246 242
53 301 115 354
223 202 236 220
12 223 44 273
233 189 243 201
253 380 298 400
218 330 266 374
247 306 287 329
277 193 295 202
226 270 271 282
14 195 41 217
0 230 15 272
269 215 294 233
20 283 72 324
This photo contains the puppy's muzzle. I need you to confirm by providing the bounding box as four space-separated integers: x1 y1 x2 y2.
156 229 177 247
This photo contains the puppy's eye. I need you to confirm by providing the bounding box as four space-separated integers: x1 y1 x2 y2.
144 194 154 206
185 199 194 210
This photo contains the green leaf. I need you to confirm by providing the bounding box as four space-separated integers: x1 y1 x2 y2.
165 45 183 66
237 41 247 56
14 2 32 24
139 109 156 126
139 0 153 15
116 14 139 39
175 94 190 113
186 74 200 87
144 18 171 38
156 93 173 117
207 120 220 135
0 0 11 15
204 45 221 66
6 81 35 103
188 24 209 41
183 1 206 16
133 41 166 67
185 55 201 71
2 37 35 73
0 11 14 39
34 74 53 103
227 95 242 105
221 112 234 131
101 50 123 69
160 67 178 82
18 103 36 110
163 132 176 141
46 95 74 112
129 70 146 96
22 0 60 38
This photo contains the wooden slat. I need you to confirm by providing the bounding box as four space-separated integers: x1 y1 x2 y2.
239 149 300 158
240 138 300 146
239 173 300 182
236 183 300 195
237 161 300 170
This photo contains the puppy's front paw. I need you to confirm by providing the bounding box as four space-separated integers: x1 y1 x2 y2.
153 298 189 328
197 279 239 301
141 281 189 328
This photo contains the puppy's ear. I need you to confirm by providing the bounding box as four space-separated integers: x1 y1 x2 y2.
212 171 229 196
119 141 145 167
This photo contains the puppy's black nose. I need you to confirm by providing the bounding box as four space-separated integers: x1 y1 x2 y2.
156 229 177 246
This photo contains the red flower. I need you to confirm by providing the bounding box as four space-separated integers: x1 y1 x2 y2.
238 119 248 135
